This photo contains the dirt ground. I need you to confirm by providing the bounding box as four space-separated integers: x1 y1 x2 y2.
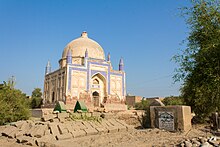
0 124 213 147
54 124 213 147
0 110 215 147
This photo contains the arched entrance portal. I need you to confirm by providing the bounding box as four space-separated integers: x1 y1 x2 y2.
92 91 99 107
91 73 107 107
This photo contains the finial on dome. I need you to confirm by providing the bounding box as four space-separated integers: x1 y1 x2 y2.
81 31 88 38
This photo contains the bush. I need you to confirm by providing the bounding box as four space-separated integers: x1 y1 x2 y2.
30 88 43 108
162 96 185 106
0 82 30 125
30 97 43 108
134 100 151 128
135 100 149 110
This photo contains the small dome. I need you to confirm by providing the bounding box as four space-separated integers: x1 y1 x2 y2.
62 32 105 60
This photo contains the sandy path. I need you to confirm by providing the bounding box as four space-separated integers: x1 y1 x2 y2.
54 125 211 147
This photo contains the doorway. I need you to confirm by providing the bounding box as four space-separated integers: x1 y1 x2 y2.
52 92 55 103
92 91 99 107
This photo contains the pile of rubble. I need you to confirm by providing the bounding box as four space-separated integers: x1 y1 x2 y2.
179 136 220 147
0 112 133 146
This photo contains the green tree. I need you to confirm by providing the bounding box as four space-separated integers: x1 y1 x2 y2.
173 0 220 121
135 99 149 110
31 88 43 108
162 96 185 106
0 81 30 125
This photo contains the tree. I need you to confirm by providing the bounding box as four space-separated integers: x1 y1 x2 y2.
173 0 220 121
30 88 43 108
135 99 149 110
0 81 30 125
162 96 185 106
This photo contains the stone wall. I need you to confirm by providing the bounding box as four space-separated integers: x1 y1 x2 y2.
150 106 191 132
125 96 142 107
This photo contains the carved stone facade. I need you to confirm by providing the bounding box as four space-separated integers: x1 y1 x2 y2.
43 32 126 110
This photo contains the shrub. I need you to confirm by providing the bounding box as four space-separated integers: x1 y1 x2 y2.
0 82 30 125
30 88 43 108
135 100 151 128
30 97 43 108
135 99 149 110
162 96 185 106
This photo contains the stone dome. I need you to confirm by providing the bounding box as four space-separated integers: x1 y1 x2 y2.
62 32 105 60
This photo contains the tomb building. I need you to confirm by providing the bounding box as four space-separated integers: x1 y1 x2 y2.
43 32 126 110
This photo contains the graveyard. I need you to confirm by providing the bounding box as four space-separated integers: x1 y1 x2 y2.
0 100 220 147
0 0 219 146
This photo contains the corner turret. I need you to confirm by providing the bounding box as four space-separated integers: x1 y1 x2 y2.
119 58 124 71
66 49 72 64
45 61 51 75
107 53 110 62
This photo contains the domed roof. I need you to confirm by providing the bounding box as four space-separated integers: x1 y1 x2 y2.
62 32 105 60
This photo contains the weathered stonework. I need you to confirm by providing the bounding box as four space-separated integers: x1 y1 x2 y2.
150 106 192 132
0 117 133 146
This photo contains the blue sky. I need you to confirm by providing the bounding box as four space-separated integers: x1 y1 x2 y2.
0 0 190 97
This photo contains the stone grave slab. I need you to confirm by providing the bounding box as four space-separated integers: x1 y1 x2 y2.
150 106 192 132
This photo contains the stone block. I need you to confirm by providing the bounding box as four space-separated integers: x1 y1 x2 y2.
52 118 60 123
100 113 114 119
31 109 43 118
57 124 69 134
57 112 69 119
48 123 60 137
42 114 55 122
104 104 127 111
82 121 93 129
87 121 98 128
2 126 17 137
34 125 48 138
92 112 101 117
115 119 134 131
25 139 36 146
7 128 20 138
13 121 26 129
95 127 108 134
35 135 56 146
149 99 165 106
26 125 38 137
58 117 66 123
101 120 118 133
65 123 74 133
20 121 31 131
44 129 51 135
14 130 23 138
84 127 98 135
107 126 119 133
150 106 192 132
71 130 86 138
75 121 87 130
108 119 127 132
16 135 32 144
56 133 73 140
71 122 80 131
0 126 6 134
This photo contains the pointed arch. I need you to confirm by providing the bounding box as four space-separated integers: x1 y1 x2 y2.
91 72 107 105
91 72 106 81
